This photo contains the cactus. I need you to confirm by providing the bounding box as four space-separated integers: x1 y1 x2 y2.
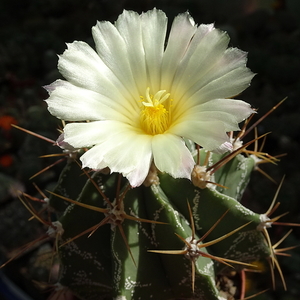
40 138 279 300
3 9 297 300
5 104 296 300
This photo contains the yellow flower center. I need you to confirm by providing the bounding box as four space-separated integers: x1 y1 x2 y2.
140 88 171 135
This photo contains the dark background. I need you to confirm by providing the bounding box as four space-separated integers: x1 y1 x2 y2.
0 0 300 299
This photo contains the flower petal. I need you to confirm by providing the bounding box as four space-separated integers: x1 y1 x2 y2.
114 10 148 96
58 41 112 92
92 18 140 102
171 42 254 117
63 121 153 187
187 63 254 105
63 121 132 148
140 9 168 91
199 98 254 122
114 8 169 96
152 134 195 179
168 120 230 151
45 80 135 123
178 99 254 131
171 24 230 98
58 41 140 114
161 12 197 91
92 8 167 97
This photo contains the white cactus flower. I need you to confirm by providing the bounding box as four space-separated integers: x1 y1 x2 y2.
45 8 254 187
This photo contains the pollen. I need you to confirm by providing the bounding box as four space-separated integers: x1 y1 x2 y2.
140 88 171 135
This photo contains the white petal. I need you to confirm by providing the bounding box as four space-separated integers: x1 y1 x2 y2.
92 9 167 98
152 134 194 179
63 122 103 148
187 112 240 132
63 121 135 148
168 120 229 151
114 10 147 96
186 65 254 106
58 41 111 92
199 98 254 123
171 24 230 98
45 80 135 123
140 9 168 91
161 12 197 91
79 128 153 187
63 120 152 187
172 43 254 117
58 41 140 114
178 99 254 131
92 18 141 102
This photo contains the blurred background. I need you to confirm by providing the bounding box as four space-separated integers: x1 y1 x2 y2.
0 0 300 299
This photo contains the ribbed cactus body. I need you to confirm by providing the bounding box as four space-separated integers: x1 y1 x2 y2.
50 150 271 300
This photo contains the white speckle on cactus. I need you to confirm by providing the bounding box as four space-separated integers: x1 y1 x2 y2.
173 210 186 231
234 203 255 216
224 230 269 262
192 190 202 230
111 232 122 290
129 209 158 246
124 277 136 289
234 154 252 200
202 260 214 275
124 276 152 290
61 240 105 271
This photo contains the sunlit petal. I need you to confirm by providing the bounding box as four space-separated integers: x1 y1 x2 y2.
172 24 230 98
176 99 254 132
45 80 136 124
79 127 153 187
152 134 195 179
58 41 140 114
169 120 230 151
161 12 197 91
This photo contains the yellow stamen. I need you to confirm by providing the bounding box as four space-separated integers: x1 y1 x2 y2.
140 88 171 135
